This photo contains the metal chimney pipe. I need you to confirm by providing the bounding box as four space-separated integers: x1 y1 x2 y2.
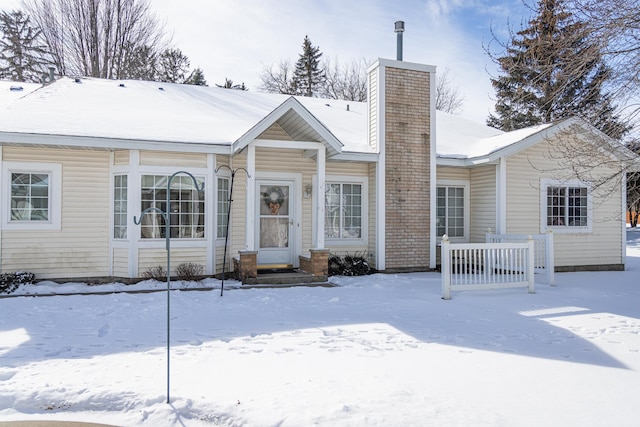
48 67 55 82
394 21 405 61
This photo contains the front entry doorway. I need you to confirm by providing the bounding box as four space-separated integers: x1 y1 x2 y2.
256 180 296 268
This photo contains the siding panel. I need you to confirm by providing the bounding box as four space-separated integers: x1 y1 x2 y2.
2 147 111 279
506 140 623 267
470 165 496 242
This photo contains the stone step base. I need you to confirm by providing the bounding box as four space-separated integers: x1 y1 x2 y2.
243 270 329 286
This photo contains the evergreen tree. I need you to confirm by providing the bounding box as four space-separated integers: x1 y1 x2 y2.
487 0 629 139
293 35 325 97
215 77 247 90
157 48 190 83
0 10 51 82
121 44 158 80
185 67 208 86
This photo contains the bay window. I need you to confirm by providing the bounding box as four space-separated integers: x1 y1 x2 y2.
140 174 205 239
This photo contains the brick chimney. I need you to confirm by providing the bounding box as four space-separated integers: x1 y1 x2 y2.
368 59 436 272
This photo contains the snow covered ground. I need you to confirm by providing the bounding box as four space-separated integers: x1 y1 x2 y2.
1 229 640 426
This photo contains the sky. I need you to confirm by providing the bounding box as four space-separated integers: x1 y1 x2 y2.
0 0 533 125
1 228 639 425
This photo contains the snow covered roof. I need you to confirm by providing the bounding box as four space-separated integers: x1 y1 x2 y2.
0 76 592 161
0 80 41 108
435 111 560 160
0 77 369 154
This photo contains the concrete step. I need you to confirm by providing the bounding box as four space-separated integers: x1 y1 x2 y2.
243 270 330 286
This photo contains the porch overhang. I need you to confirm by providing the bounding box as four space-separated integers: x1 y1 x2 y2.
232 96 343 157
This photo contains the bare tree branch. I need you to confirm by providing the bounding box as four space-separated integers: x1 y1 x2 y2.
435 67 465 114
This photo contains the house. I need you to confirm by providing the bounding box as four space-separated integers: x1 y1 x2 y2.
0 58 637 282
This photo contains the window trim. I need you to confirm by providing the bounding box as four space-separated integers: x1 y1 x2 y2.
113 174 128 240
216 175 231 240
320 175 368 247
436 180 470 243
2 161 62 230
139 172 207 241
540 178 592 234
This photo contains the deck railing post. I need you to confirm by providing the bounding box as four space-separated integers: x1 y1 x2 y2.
527 236 535 294
545 229 555 286
441 235 451 300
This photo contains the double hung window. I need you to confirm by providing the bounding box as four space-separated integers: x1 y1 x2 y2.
325 182 363 240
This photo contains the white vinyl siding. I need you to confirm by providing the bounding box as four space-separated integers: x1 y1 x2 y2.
506 140 623 268
469 165 496 242
368 69 378 151
140 151 208 168
258 123 294 140
1 147 110 279
112 247 129 277
138 248 206 276
113 150 129 165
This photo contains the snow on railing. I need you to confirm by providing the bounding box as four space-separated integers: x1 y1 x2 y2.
441 235 535 300
486 229 554 286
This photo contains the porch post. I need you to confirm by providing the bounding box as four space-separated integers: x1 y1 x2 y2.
246 145 256 250
316 147 326 249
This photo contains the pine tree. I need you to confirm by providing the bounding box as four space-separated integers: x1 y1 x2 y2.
215 77 248 90
0 10 51 82
487 0 629 139
121 44 158 80
185 68 208 86
293 35 325 97
158 48 190 83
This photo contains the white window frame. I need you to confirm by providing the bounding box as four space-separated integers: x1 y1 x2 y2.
321 175 368 247
436 180 470 242
113 174 128 240
138 169 207 242
540 178 592 234
216 175 231 240
2 161 62 231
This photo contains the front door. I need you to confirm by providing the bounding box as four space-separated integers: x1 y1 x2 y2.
256 180 295 267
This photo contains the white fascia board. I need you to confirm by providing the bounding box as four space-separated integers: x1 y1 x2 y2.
233 96 343 156
329 152 379 162
0 131 231 154
368 58 437 74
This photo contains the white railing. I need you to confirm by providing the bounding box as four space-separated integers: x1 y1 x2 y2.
441 235 535 300
486 229 554 286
